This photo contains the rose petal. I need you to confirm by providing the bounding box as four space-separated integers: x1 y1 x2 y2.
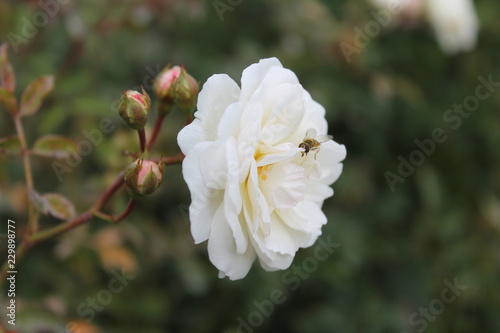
182 142 222 243
197 75 241 135
177 118 203 155
208 205 256 280
239 58 284 104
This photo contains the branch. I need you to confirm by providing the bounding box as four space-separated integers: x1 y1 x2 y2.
0 172 125 284
93 199 137 224
138 129 146 153
146 115 165 151
14 113 39 234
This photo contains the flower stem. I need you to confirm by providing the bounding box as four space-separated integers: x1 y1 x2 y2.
13 114 39 234
146 115 165 151
25 172 125 243
92 171 125 211
93 199 137 224
29 210 94 243
160 152 185 165
0 172 126 286
112 199 137 223
138 129 146 153
14 115 33 189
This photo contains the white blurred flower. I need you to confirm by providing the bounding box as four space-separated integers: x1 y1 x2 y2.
177 58 346 280
367 0 479 54
425 0 479 54
369 0 424 20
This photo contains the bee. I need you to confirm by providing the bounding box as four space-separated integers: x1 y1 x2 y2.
298 128 333 162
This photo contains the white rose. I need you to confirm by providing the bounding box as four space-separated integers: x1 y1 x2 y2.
369 0 424 20
425 0 479 54
177 58 346 280
368 0 478 54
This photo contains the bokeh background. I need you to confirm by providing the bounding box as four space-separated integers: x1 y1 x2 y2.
1 0 500 332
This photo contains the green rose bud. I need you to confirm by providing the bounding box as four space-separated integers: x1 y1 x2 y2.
118 88 151 130
172 66 199 115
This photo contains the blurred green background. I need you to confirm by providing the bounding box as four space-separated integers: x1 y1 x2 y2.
1 0 500 332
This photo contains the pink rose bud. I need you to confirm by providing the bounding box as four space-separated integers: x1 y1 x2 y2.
153 65 181 104
173 66 199 115
118 87 151 130
124 159 163 197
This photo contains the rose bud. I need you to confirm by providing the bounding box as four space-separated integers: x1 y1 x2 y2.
118 88 151 130
124 159 163 197
153 65 181 103
172 66 199 115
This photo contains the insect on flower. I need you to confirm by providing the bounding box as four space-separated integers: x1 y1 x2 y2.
298 128 333 163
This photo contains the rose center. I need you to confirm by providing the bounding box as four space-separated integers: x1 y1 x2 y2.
257 164 274 181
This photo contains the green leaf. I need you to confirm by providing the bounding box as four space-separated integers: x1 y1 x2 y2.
43 193 76 220
29 189 49 215
0 43 16 93
0 87 18 116
20 75 54 117
29 189 76 220
0 136 21 155
32 135 77 159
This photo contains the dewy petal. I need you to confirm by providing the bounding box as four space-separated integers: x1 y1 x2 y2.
208 205 256 280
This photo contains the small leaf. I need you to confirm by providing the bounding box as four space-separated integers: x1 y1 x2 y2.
43 193 76 220
0 136 21 155
29 190 76 220
0 44 16 93
32 135 77 159
20 75 54 116
29 189 49 215
0 87 18 116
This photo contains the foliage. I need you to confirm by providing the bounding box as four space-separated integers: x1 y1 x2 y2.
1 0 500 332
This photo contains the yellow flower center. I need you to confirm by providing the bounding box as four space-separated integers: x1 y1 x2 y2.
257 164 274 181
